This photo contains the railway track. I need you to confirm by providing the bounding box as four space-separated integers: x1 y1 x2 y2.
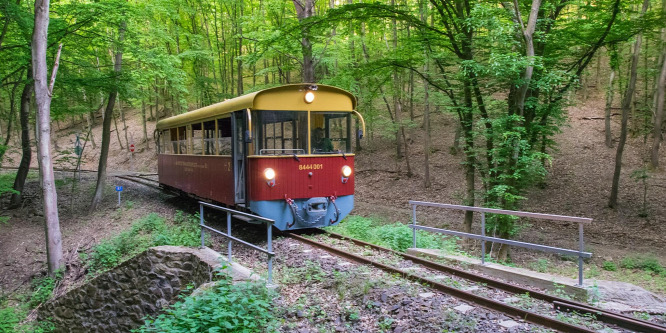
284 231 666 333
114 174 162 190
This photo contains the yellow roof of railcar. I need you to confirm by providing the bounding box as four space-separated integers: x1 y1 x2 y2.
156 84 357 130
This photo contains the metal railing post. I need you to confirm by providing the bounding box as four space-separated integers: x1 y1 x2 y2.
227 212 233 263
267 222 273 286
578 222 584 286
200 204 205 248
481 212 486 265
412 205 417 249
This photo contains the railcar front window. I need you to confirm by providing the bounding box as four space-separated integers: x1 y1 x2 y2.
251 111 307 155
310 112 352 154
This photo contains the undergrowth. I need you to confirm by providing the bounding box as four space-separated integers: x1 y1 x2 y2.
0 271 62 333
0 172 19 198
327 215 458 253
620 254 665 275
86 211 204 273
136 267 277 333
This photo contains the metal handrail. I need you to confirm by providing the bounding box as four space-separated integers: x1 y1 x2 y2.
409 200 592 286
199 201 275 286
259 148 305 155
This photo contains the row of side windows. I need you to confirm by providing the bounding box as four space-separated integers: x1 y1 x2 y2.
159 117 232 155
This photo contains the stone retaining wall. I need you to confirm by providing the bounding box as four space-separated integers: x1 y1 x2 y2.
39 246 223 333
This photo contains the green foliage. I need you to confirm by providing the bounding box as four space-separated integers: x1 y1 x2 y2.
87 212 202 273
602 261 617 271
0 302 21 333
620 254 664 274
530 258 549 273
0 172 19 197
137 270 276 333
29 271 63 308
327 215 457 253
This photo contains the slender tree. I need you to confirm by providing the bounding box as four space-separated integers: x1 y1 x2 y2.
609 0 649 208
10 69 33 208
90 19 126 211
32 0 63 274
651 0 666 167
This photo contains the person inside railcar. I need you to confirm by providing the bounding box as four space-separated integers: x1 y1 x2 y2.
312 127 333 153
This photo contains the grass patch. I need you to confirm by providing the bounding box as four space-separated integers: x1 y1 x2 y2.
327 215 458 253
137 268 277 333
86 211 204 273
620 254 665 274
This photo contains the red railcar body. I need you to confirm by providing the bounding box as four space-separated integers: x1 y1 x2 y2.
247 156 354 201
158 154 235 205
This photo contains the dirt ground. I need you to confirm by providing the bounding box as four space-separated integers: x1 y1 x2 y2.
1 91 665 299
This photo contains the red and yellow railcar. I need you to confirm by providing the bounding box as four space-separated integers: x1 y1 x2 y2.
155 84 365 230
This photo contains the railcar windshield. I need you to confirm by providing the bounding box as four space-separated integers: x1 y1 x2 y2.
251 110 308 155
310 112 352 154
251 110 352 155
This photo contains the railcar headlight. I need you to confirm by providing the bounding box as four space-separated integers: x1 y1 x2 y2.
341 165 352 178
264 168 276 180
304 91 315 103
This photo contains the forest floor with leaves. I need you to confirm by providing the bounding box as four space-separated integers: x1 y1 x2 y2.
1 91 665 321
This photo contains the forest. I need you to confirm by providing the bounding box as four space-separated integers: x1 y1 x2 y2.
0 0 665 330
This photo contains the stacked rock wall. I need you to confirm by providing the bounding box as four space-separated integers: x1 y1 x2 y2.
39 246 222 333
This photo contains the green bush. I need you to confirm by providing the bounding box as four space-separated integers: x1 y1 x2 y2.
0 172 19 197
28 271 63 308
87 212 202 273
620 254 664 274
327 216 457 253
137 270 276 333
602 261 617 271
0 304 20 333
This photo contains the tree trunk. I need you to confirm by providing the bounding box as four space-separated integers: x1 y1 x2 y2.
0 79 20 161
293 0 315 82
605 51 617 148
609 0 648 208
86 111 96 149
90 21 125 212
512 0 541 117
10 70 34 208
31 0 63 275
237 0 244 93
113 108 123 150
651 2 666 168
119 99 129 150
141 93 148 145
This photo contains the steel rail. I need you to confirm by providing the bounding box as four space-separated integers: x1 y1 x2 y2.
115 175 162 190
284 232 596 333
324 232 666 333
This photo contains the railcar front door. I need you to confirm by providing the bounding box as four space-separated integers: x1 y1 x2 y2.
233 111 246 204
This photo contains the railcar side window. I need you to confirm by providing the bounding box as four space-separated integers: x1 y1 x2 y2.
217 117 232 155
176 126 187 154
191 123 203 155
162 130 171 154
203 120 216 155
251 111 307 155
310 112 352 154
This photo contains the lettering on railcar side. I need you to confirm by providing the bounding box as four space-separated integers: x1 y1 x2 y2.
175 161 209 173
298 164 323 171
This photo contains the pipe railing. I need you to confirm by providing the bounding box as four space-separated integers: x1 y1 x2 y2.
409 200 592 286
199 201 275 286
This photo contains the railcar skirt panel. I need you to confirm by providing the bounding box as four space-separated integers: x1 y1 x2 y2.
250 195 353 230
